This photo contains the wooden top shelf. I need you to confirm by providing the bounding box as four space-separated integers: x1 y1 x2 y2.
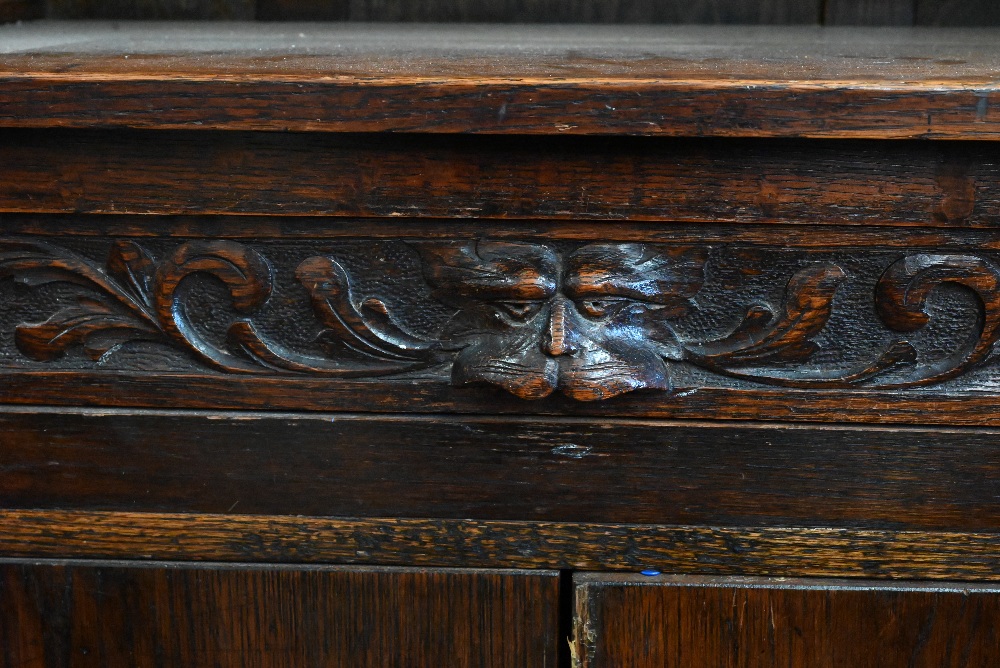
2 21 1000 138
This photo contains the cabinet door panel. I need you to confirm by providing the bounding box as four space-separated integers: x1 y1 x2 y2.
0 560 560 668
574 574 1000 667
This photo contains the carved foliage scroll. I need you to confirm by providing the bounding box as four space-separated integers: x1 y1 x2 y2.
3 236 1000 401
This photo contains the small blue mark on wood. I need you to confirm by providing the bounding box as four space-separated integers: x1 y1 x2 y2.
640 569 661 577
977 95 989 122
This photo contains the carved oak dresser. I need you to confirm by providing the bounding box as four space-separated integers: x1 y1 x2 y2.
3 21 1000 667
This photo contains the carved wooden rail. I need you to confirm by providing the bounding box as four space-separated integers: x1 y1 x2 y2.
3 236 998 402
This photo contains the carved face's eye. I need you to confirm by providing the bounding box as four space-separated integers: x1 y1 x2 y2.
493 300 543 322
576 298 631 319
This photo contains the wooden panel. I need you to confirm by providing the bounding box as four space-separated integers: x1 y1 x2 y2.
5 510 1000 579
2 131 1000 225
2 409 1000 532
917 0 1000 25
573 574 1000 667
825 0 914 25
2 23 1000 138
7 219 1000 423
256 0 819 23
0 560 559 668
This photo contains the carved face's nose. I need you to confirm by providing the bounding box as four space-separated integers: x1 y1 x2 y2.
543 298 580 356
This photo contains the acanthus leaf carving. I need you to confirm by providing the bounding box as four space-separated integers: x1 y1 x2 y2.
228 255 438 376
4 235 1000 400
875 253 1000 387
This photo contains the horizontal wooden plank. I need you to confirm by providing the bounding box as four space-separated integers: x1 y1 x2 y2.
11 374 1000 425
574 573 1000 667
0 559 559 668
2 130 1000 225
1 22 1000 138
2 409 1000 531
3 509 1000 579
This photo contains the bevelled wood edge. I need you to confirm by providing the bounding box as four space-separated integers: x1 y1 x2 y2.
0 78 997 139
2 23 1000 138
6 372 1000 425
3 510 1000 580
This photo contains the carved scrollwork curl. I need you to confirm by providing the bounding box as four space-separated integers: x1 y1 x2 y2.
874 254 1000 387
683 264 917 388
0 239 434 376
5 236 1000 400
228 255 438 376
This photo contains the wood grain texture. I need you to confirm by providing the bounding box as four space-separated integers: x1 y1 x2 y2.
256 0 820 23
2 22 1000 138
3 408 1000 532
15 372 1000 425
573 574 1000 667
0 560 559 668
4 510 1000 580
825 0 915 26
9 221 1000 422
13 235 993 399
3 131 1000 226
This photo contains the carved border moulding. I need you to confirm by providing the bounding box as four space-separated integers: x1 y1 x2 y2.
2 238 999 402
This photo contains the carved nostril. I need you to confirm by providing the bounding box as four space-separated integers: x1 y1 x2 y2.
544 299 577 356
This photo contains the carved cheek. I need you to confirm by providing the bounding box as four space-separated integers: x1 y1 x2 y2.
451 320 559 399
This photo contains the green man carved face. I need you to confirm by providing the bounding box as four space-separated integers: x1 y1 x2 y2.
415 241 706 400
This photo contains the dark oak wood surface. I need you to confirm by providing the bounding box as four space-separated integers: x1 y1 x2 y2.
7 215 1000 423
2 408 1000 532
0 560 560 668
574 573 1000 667
4 131 998 227
4 18 1000 663
4 509 1000 580
2 22 1000 138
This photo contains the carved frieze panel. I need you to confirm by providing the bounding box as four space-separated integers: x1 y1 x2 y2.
1 235 998 401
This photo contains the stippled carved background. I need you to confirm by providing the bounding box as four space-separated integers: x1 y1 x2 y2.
2 232 995 403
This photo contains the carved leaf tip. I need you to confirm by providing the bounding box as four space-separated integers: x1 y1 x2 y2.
296 255 435 364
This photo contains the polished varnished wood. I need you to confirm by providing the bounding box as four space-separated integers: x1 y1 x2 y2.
573 574 1000 667
4 510 1000 580
2 408 1000 532
2 23 1000 138
5 18 1000 666
4 131 998 227
0 560 560 668
7 219 1000 422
